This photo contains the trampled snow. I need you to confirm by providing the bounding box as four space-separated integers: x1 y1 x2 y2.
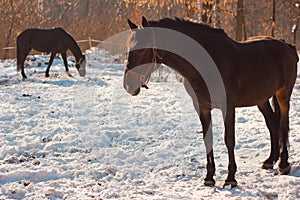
0 49 299 199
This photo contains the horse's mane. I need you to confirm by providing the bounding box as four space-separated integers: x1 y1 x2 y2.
149 18 227 37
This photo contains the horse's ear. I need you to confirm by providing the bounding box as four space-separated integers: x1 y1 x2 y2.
142 16 149 27
127 19 138 30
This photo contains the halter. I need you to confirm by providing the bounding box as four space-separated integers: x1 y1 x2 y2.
76 56 83 65
125 27 162 88
124 48 161 89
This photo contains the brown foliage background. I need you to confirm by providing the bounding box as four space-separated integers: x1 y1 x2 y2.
0 0 299 59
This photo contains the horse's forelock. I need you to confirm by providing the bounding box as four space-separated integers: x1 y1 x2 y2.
126 32 137 50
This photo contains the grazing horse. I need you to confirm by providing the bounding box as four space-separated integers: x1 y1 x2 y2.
16 27 86 78
123 17 298 188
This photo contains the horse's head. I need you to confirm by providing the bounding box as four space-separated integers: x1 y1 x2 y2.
123 17 161 96
76 55 86 77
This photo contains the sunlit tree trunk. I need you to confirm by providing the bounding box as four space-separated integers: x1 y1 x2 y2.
185 0 196 19
270 0 275 37
292 3 300 46
235 0 247 41
201 0 213 24
214 0 221 28
4 0 15 59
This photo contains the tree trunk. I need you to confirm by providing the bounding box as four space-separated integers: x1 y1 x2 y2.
185 0 196 19
201 0 213 24
4 0 15 59
86 0 90 16
235 0 246 41
214 0 221 28
292 3 300 47
270 0 275 37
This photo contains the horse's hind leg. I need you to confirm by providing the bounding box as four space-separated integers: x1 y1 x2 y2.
17 46 30 79
199 108 215 186
276 88 293 174
45 53 56 77
61 51 72 77
19 56 28 79
257 100 279 169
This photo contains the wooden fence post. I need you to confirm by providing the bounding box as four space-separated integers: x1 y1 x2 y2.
88 36 92 49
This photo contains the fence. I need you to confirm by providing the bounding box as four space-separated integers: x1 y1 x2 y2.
76 37 102 49
2 47 16 50
1 36 126 60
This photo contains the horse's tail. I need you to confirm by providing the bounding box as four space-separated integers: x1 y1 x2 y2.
286 42 299 63
272 95 280 122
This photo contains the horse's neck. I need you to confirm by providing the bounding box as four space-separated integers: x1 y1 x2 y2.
161 52 201 83
68 38 83 61
159 52 214 108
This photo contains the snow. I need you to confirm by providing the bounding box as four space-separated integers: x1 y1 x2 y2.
0 48 299 199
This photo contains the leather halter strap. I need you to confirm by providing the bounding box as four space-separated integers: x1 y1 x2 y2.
125 26 162 87
76 57 83 65
124 47 160 81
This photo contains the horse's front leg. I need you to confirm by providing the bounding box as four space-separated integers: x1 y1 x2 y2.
199 108 215 186
61 51 73 77
223 107 237 188
45 53 56 77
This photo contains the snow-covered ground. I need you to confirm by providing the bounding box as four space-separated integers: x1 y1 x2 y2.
0 49 299 199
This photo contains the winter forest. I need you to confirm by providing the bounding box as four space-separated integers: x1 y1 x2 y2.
0 0 299 59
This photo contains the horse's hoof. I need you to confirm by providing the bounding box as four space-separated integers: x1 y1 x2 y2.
223 180 237 189
204 179 215 187
66 71 73 78
279 165 291 175
262 162 274 169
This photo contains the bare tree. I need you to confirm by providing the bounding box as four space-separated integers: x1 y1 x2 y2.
201 0 213 24
214 0 221 28
3 0 15 59
292 2 300 46
0 0 299 59
236 0 247 41
185 0 196 19
270 0 276 37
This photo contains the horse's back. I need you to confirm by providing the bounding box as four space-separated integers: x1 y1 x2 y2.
237 37 298 76
229 37 298 107
17 28 70 52
18 27 66 37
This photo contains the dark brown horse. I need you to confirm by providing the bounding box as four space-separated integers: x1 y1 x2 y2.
16 27 86 79
123 17 298 188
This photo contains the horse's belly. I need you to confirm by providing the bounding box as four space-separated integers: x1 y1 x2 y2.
234 84 279 107
31 40 64 53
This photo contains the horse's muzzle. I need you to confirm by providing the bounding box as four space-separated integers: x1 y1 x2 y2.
78 68 86 77
131 88 141 96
